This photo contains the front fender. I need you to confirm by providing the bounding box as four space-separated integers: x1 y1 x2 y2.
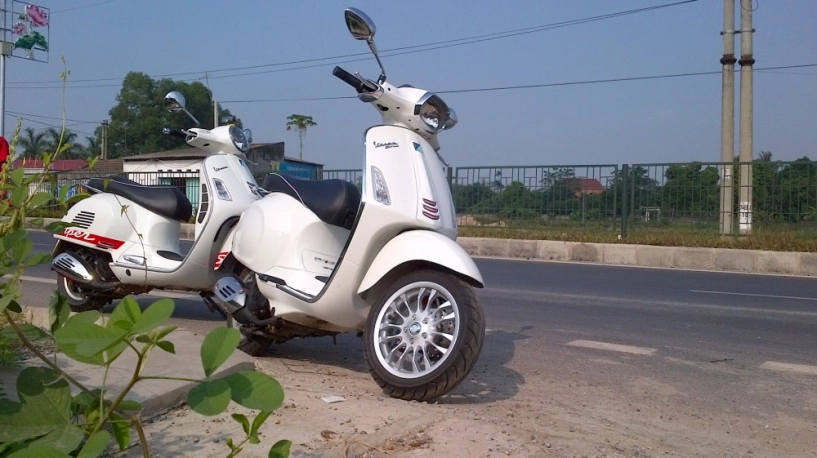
357 230 483 294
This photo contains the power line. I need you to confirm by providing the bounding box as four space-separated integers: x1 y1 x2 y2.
219 63 817 103
52 0 124 14
8 0 700 88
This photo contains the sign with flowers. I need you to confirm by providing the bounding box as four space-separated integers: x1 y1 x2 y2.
9 2 49 61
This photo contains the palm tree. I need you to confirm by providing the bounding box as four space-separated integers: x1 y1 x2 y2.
80 136 100 158
285 114 317 161
45 128 83 158
17 127 48 160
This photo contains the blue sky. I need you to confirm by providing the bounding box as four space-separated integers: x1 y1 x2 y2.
3 0 816 169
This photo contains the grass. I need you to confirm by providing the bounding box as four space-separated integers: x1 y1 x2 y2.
458 224 817 252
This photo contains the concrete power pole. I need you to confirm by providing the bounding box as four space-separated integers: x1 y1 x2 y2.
101 120 109 160
738 0 754 235
719 0 736 235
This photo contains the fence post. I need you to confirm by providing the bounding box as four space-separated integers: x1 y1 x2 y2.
447 167 453 188
621 164 629 238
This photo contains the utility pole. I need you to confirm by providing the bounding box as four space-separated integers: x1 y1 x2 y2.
101 120 108 160
0 1 9 138
719 0 736 235
738 0 754 235
213 100 218 128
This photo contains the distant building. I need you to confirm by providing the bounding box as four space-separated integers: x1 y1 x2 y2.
568 178 605 197
119 143 322 208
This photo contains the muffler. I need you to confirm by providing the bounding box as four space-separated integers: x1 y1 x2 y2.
53 252 94 283
212 276 247 314
52 252 119 291
211 276 278 326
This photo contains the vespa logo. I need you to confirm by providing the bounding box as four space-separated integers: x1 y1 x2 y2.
214 166 228 172
373 141 399 150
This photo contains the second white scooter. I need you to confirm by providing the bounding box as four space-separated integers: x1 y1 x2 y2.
210 8 485 401
52 92 263 312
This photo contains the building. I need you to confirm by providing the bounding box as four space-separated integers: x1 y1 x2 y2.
119 143 322 208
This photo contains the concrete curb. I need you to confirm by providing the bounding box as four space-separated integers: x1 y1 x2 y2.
0 307 256 417
40 218 816 277
457 237 817 277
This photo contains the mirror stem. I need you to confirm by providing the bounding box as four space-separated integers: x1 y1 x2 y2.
368 40 387 83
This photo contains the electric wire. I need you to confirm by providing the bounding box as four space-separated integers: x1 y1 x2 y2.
8 0 699 88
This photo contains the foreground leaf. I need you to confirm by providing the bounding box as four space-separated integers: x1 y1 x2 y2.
130 298 174 334
6 445 73 458
223 371 284 412
187 379 231 416
200 327 240 378
76 430 110 458
269 439 292 458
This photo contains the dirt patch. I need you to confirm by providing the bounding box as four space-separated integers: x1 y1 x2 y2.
114 346 817 458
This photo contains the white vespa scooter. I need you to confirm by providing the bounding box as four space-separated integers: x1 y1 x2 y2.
52 92 263 312
210 8 485 401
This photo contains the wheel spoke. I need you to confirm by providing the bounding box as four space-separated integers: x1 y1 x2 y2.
427 338 451 354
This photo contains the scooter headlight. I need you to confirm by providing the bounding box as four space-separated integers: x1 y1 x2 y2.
229 126 249 153
416 93 457 134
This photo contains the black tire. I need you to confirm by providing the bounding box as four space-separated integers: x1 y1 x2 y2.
56 274 107 313
363 270 485 401
237 335 272 356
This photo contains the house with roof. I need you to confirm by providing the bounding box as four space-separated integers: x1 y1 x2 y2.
568 178 605 197
119 142 322 208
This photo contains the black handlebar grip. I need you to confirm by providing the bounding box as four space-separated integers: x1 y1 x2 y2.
162 128 187 138
332 66 366 93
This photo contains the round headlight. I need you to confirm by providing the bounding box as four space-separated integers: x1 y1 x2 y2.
416 93 455 134
229 126 249 153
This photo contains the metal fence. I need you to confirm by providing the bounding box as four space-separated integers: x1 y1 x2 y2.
324 160 817 237
30 160 817 237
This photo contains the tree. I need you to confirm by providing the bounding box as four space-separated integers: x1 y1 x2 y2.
99 72 237 158
17 127 48 160
44 128 87 159
285 114 317 161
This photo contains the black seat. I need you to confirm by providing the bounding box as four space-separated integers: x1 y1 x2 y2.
262 173 360 230
86 176 193 222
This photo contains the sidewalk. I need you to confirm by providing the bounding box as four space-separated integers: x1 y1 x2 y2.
0 308 255 418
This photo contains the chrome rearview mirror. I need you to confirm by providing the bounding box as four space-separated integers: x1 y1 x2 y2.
164 91 186 113
344 7 387 83
164 91 200 126
344 8 375 41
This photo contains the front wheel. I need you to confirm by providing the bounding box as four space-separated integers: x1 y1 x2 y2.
363 270 485 401
56 274 107 313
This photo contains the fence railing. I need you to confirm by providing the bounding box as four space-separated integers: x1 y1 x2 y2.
324 160 817 237
31 160 817 237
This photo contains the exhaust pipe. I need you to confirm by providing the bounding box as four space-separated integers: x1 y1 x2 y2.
52 252 119 291
53 252 94 283
212 276 246 314
211 276 279 326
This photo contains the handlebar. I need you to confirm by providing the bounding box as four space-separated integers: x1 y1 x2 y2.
162 127 187 138
333 66 378 93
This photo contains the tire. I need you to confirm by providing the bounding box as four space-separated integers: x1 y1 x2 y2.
237 335 271 357
363 270 485 401
56 274 107 313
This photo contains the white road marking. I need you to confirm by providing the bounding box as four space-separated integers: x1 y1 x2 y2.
690 290 817 302
760 361 817 376
20 275 199 300
567 340 656 355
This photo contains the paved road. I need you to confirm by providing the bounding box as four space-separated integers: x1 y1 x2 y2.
22 231 817 420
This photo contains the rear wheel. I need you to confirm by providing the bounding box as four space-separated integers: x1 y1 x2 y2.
56 274 107 313
363 270 485 401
